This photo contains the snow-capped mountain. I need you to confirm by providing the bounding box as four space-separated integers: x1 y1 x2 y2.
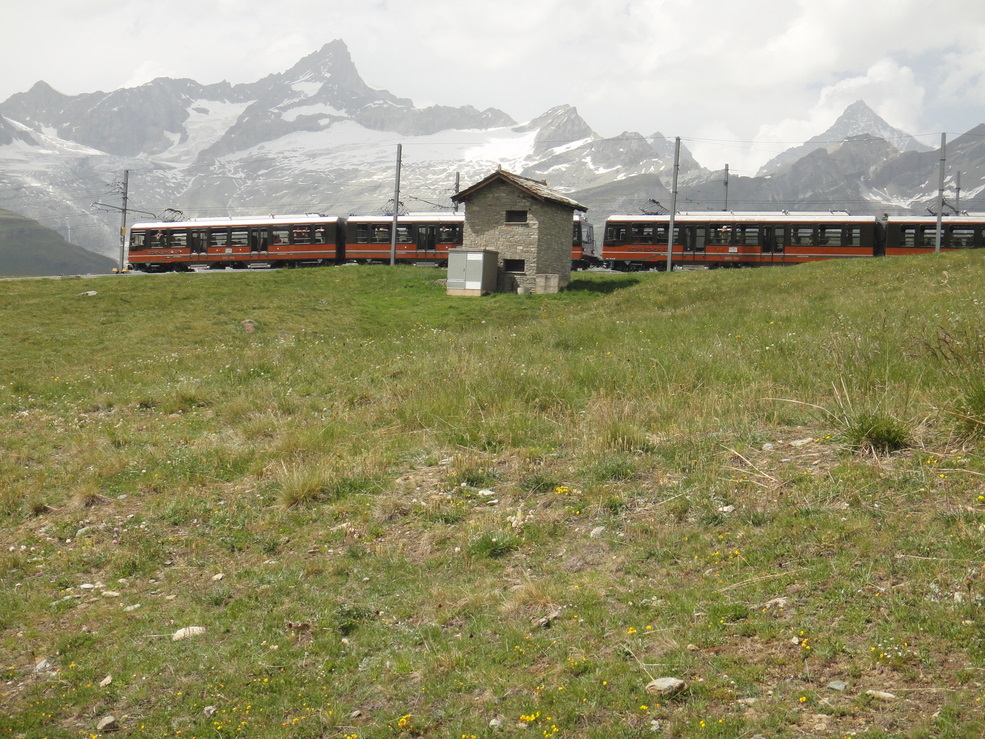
758 100 932 176
0 39 983 267
0 40 694 259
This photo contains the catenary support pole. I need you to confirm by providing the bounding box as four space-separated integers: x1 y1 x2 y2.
119 169 129 273
665 137 680 272
390 144 402 265
723 164 729 212
935 133 946 253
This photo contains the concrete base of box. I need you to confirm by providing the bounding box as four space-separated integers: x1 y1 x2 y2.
446 288 487 297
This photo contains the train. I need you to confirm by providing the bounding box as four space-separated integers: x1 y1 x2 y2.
126 212 597 272
599 212 985 270
125 209 983 273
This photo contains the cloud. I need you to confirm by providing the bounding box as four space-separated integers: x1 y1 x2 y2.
1 0 985 171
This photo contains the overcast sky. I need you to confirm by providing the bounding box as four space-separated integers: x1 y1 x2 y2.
4 0 985 173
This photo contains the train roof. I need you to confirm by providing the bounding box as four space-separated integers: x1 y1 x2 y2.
605 212 877 224
884 214 985 223
131 214 342 229
345 213 464 224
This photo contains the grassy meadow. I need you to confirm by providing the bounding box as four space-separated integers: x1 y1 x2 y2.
2 255 985 738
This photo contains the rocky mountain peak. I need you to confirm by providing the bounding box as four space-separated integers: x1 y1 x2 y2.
514 105 597 155
758 98 931 176
283 39 364 90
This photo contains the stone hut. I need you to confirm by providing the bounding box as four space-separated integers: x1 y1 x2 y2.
451 169 588 294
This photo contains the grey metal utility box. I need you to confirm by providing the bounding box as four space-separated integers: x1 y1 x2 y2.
446 249 499 296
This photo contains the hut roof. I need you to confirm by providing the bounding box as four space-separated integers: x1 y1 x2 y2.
451 168 588 212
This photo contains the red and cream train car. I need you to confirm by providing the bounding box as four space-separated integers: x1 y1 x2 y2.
600 212 985 270
601 212 880 270
127 214 344 272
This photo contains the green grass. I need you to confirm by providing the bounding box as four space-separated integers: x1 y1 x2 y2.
2 256 985 737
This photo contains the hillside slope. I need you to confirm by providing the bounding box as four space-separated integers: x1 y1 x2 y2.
0 209 116 276
1 258 984 737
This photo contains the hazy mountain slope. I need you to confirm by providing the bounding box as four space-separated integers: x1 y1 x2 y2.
0 209 117 276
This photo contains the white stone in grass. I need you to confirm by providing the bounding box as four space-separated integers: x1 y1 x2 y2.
866 689 897 702
96 715 119 732
645 677 686 696
172 626 206 641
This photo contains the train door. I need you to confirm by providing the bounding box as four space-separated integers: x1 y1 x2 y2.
682 225 707 264
189 228 209 264
248 227 269 254
416 225 437 253
761 225 780 263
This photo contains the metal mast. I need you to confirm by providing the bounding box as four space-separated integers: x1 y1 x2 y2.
118 169 129 273
665 137 680 272
390 144 402 265
723 164 729 212
935 133 946 253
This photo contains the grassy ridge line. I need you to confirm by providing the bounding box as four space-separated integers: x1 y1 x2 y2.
0 209 116 277
1 258 984 738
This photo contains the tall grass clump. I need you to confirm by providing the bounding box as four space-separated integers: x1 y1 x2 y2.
954 377 985 437
922 327 985 438
271 456 384 508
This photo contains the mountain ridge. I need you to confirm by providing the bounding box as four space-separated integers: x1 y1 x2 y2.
1 40 983 266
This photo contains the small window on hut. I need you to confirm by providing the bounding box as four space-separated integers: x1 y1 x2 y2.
505 210 528 224
503 259 525 272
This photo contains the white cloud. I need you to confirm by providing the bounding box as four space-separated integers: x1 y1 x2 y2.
2 0 985 170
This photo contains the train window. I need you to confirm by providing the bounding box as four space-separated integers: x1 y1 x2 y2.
920 227 940 247
505 210 528 223
396 226 412 242
708 226 731 245
900 226 917 247
313 227 328 244
737 226 759 246
950 227 975 248
631 224 656 244
371 225 391 243
130 231 146 249
293 227 312 245
210 230 228 248
149 231 166 248
817 226 836 246
605 224 628 244
355 224 370 243
844 227 861 246
791 226 813 245
170 230 187 248
437 225 461 244
272 228 290 245
230 229 248 247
